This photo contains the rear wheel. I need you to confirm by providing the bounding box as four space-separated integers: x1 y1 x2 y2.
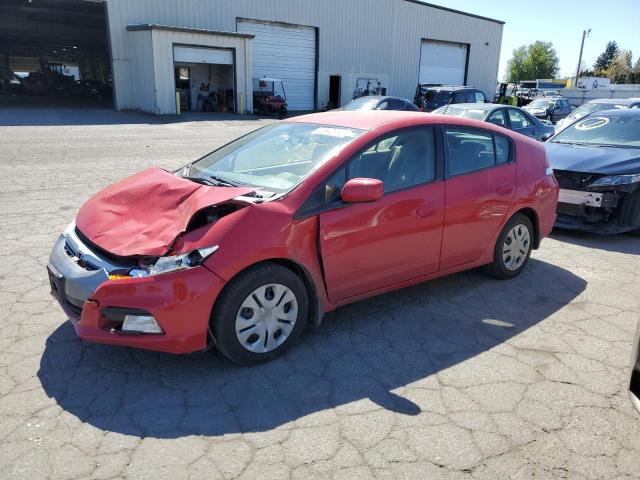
486 213 534 279
212 263 308 365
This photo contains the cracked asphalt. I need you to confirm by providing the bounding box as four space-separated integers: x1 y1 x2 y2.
0 107 639 480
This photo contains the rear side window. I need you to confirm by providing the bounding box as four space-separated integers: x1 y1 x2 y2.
453 92 466 103
444 128 512 176
474 92 486 103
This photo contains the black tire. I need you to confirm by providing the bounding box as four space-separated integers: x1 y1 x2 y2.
212 263 308 365
618 190 640 234
485 213 534 279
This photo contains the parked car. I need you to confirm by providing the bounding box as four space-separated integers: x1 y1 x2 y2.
554 98 640 132
48 111 558 364
630 320 640 414
341 95 418 111
546 109 640 234
523 97 573 123
432 103 555 141
414 85 487 112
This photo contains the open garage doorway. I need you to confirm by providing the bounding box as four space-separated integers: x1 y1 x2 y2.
0 0 113 108
173 45 235 113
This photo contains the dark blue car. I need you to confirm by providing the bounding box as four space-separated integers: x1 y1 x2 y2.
545 109 640 234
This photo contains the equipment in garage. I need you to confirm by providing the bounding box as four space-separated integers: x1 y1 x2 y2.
253 77 287 117
419 39 469 86
173 46 235 113
352 77 386 100
237 18 316 111
0 0 112 106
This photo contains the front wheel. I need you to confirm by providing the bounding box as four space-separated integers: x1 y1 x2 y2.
485 213 534 279
212 263 308 365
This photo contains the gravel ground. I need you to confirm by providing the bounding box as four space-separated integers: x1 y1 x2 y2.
0 107 639 480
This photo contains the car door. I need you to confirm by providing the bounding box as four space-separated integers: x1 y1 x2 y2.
440 127 516 270
507 108 537 138
316 127 445 303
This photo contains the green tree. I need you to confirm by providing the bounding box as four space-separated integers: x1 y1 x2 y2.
594 41 619 74
505 41 560 82
505 45 528 82
606 50 633 83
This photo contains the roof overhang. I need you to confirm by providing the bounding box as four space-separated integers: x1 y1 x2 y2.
126 23 255 39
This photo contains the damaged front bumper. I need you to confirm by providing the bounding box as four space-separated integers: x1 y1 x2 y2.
553 170 640 234
47 225 225 354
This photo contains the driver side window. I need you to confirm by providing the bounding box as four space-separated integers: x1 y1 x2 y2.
346 127 436 193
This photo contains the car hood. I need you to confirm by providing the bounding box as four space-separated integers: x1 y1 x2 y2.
75 167 254 257
546 142 640 175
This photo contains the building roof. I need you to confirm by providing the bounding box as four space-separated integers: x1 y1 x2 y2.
126 23 255 38
402 0 505 25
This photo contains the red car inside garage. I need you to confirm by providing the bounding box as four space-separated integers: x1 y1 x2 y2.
47 111 559 364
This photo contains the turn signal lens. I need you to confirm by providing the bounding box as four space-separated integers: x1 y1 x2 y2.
108 274 131 281
122 314 163 334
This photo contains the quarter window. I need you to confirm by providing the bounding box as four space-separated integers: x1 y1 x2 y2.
508 109 532 129
488 110 507 127
444 128 512 176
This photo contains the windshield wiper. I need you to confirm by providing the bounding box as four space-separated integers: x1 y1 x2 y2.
182 175 238 187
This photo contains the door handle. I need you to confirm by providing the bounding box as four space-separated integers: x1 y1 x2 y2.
497 183 514 195
417 201 437 217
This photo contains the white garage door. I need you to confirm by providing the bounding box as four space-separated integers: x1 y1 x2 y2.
419 40 468 85
173 46 233 65
238 19 316 110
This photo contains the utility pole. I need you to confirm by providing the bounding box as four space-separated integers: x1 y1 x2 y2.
574 28 591 88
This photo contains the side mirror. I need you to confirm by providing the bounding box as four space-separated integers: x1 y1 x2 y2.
341 178 384 203
540 132 553 142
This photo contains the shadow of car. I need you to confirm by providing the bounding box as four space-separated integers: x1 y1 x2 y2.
38 259 585 438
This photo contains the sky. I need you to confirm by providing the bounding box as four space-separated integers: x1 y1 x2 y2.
425 0 639 81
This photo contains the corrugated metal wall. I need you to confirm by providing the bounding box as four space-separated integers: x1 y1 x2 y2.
104 0 503 111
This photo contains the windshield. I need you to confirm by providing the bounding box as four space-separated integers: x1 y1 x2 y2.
188 123 364 193
342 97 380 110
425 91 452 103
528 99 554 109
550 113 640 148
569 102 627 120
433 106 486 121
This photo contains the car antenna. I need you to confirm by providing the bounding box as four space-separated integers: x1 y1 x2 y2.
443 97 453 114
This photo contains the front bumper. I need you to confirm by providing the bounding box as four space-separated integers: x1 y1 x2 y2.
630 320 640 414
47 229 225 354
554 188 635 234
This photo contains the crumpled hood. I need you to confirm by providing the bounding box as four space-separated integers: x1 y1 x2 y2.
75 167 254 257
545 142 640 175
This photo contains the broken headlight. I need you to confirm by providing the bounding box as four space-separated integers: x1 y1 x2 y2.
589 174 640 187
128 246 219 278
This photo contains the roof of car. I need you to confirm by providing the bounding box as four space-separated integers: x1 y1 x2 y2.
436 103 498 111
348 95 409 102
284 110 527 133
425 85 477 91
592 108 640 117
587 98 640 105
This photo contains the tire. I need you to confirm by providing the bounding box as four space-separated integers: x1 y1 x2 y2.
618 190 640 234
485 213 534 279
212 263 308 365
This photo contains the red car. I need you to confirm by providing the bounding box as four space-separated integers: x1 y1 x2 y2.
47 111 559 364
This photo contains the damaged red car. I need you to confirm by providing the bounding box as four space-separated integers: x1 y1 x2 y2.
48 111 558 364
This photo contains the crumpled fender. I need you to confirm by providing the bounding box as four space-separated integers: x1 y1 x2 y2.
75 167 253 257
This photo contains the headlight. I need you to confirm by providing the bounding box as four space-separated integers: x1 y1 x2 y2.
589 174 640 187
62 220 76 238
128 246 219 278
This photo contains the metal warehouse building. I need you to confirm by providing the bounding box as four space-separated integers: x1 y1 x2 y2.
1 0 504 114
